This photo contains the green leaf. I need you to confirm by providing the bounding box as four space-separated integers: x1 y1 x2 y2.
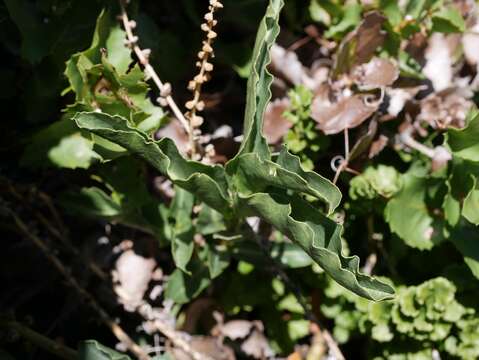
164 262 211 304
238 192 394 301
325 4 362 39
385 173 443 250
79 340 131 360
74 112 232 215
204 243 230 279
450 226 479 280
170 187 195 273
463 176 479 225
447 110 479 162
230 150 341 214
235 0 284 160
60 187 122 218
431 7 465 33
21 118 100 169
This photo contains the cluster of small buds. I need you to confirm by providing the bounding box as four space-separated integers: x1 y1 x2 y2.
156 82 171 107
184 0 223 158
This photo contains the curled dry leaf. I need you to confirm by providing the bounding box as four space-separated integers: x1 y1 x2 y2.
270 44 316 89
386 86 426 117
417 89 473 129
353 57 399 88
170 336 236 360
216 320 256 340
334 11 386 76
348 119 378 162
263 97 292 144
241 329 275 359
369 134 389 158
311 89 378 135
112 249 156 312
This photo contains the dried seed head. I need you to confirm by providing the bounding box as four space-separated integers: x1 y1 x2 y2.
156 97 168 107
188 80 196 91
196 101 205 111
191 115 204 127
142 48 151 58
160 82 171 97
198 51 206 59
201 23 210 32
204 62 213 72
196 61 202 67
129 20 137 28
204 13 214 22
210 0 223 8
202 43 213 53
185 100 196 110
207 31 217 39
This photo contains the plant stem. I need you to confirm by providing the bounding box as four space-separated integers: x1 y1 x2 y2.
0 320 78 360
118 0 191 139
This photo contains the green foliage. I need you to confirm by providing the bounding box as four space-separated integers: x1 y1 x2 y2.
79 340 131 360
350 165 402 200
74 0 393 302
322 277 479 359
283 85 330 170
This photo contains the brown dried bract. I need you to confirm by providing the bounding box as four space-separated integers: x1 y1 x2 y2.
333 11 386 76
353 57 399 89
311 87 378 134
263 97 293 144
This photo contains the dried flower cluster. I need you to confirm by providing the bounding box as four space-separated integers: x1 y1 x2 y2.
185 0 223 159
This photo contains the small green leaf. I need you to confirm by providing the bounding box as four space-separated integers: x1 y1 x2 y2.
462 177 479 225
79 340 131 360
447 110 479 162
170 187 195 273
164 262 211 304
431 7 466 33
60 187 122 218
385 173 443 250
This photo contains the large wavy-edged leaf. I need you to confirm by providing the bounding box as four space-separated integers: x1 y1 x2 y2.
74 112 231 214
231 150 341 214
235 0 284 160
237 192 394 301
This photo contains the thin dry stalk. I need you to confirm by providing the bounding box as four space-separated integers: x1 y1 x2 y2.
185 0 223 159
118 0 191 140
7 209 151 360
1 319 78 360
138 303 214 360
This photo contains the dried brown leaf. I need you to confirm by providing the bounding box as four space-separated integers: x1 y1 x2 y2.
348 119 378 161
263 98 292 144
334 11 386 76
369 134 389 158
311 90 378 134
353 57 399 88
241 329 274 359
112 249 156 312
